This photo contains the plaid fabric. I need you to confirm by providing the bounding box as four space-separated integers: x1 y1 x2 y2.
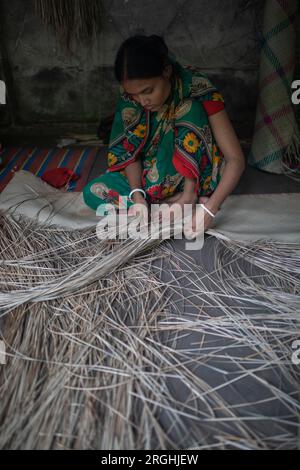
248 0 299 174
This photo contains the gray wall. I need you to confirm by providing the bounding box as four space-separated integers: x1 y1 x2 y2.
0 0 277 137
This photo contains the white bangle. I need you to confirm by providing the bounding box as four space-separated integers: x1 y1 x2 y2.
200 204 215 218
129 188 146 202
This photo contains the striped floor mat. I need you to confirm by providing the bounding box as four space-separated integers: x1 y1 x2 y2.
0 146 101 192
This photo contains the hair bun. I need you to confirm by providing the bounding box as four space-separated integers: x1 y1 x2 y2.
148 35 168 56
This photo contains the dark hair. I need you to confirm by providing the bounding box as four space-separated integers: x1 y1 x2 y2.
114 35 171 82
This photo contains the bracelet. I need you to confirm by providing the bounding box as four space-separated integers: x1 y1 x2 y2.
200 204 215 218
129 188 146 202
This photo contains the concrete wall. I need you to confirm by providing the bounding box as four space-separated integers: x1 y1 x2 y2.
0 0 277 137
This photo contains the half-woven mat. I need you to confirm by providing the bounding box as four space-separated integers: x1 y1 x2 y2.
0 145 100 193
0 170 299 449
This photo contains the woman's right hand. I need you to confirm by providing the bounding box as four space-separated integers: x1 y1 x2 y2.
128 193 149 225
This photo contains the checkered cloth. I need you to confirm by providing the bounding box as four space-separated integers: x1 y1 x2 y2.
249 0 300 176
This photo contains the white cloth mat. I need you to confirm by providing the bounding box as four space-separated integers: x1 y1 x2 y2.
0 170 299 242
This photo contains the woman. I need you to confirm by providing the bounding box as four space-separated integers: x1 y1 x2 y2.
83 35 245 232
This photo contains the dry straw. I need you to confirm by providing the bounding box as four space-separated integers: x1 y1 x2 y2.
0 211 299 449
34 0 102 51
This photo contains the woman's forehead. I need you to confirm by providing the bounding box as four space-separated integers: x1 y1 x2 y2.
122 77 160 94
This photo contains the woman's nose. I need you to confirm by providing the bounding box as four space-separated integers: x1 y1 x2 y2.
139 96 150 107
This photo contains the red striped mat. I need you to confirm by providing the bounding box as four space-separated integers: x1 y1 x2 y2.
0 146 100 193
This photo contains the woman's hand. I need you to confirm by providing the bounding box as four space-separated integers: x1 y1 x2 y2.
185 196 219 238
128 193 149 225
159 191 198 227
164 191 198 208
202 209 215 232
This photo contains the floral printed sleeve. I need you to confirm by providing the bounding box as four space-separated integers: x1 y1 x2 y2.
106 95 149 173
201 91 225 116
185 65 226 117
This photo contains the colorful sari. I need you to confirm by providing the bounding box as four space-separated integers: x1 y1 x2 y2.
83 59 225 211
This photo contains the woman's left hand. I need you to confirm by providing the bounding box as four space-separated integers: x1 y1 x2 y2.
184 197 219 238
202 210 215 232
161 192 198 225
165 191 197 210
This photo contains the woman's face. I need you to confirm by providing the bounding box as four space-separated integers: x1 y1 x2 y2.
121 65 173 112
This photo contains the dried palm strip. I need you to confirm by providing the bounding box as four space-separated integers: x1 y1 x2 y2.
0 212 299 449
34 0 102 51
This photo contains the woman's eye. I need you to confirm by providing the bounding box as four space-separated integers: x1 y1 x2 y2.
141 89 153 96
129 89 153 99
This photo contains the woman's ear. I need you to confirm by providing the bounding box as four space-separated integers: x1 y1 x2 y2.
163 64 173 80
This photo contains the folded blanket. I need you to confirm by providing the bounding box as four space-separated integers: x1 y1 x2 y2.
249 0 300 177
